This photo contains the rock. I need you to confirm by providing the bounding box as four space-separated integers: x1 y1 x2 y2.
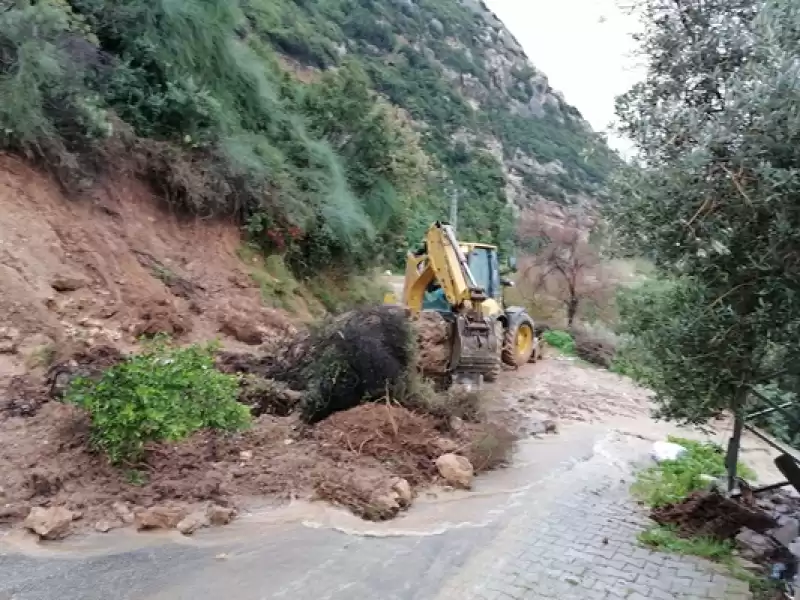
24 506 74 540
429 18 444 34
435 453 474 490
112 501 134 524
134 506 188 531
51 275 89 292
770 517 800 547
390 477 413 508
448 416 465 433
736 528 778 561
433 438 459 454
369 492 401 519
543 420 558 434
0 504 29 523
239 450 253 461
94 519 118 533
176 511 210 535
206 505 236 527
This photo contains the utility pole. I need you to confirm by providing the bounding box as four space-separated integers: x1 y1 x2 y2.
448 181 459 234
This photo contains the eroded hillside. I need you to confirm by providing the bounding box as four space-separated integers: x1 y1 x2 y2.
0 154 297 385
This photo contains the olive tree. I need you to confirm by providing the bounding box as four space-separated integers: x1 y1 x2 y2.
608 0 800 431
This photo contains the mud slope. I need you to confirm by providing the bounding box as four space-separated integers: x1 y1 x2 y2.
0 154 294 383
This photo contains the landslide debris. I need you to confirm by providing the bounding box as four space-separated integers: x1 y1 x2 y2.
0 307 516 535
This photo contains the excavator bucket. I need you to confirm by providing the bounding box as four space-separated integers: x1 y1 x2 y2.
450 315 499 386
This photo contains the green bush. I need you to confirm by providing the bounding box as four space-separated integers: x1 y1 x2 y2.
542 329 576 355
632 436 756 508
66 339 250 464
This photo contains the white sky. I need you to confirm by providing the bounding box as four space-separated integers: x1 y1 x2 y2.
484 0 645 155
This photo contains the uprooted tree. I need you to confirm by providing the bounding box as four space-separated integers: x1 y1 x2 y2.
517 212 609 327
608 0 800 455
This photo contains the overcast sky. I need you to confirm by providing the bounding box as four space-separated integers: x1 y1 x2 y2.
484 0 645 154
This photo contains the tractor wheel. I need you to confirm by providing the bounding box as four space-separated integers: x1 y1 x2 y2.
484 321 503 382
502 316 536 367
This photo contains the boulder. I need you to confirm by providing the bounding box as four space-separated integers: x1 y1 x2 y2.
206 505 236 527
435 454 474 490
24 506 74 540
390 477 413 508
112 501 134 524
176 511 210 535
134 506 188 531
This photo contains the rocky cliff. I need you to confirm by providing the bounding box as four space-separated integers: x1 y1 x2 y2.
265 0 617 217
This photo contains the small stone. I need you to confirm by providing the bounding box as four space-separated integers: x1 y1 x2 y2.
448 416 464 433
94 520 117 533
239 450 253 461
112 501 134 524
543 420 558 434
51 275 89 292
24 506 74 540
176 511 209 535
215 553 228 560
390 477 413 508
206 505 236 527
435 454 474 490
134 505 187 531
433 438 459 454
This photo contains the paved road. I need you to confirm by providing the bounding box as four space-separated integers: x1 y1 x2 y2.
0 425 751 599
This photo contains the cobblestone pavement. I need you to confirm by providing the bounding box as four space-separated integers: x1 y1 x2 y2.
437 467 752 600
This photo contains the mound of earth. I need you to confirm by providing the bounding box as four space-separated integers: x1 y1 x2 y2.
0 393 514 533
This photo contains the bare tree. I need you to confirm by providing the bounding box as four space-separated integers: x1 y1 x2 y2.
517 212 608 328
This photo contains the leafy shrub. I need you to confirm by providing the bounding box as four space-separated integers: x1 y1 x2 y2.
66 339 250 464
542 329 576 355
631 436 756 509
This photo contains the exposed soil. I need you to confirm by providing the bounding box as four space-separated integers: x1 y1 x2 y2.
651 490 776 539
0 395 510 532
0 152 296 391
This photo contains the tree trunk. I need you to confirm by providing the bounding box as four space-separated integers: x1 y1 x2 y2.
726 387 748 492
566 297 579 328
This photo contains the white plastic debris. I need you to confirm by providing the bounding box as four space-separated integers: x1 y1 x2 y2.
651 441 687 463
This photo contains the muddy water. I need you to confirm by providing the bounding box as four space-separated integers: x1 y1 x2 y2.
0 421 630 558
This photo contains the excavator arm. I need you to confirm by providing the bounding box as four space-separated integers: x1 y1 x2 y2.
403 222 487 315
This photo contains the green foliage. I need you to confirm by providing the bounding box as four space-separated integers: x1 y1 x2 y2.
66 338 250 464
638 525 734 561
632 436 755 509
542 329 576 355
607 0 800 425
2 0 615 288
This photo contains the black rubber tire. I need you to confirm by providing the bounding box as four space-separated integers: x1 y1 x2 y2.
502 315 536 367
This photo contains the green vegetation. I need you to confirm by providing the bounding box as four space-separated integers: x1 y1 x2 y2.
1 0 615 288
638 525 734 560
632 437 755 509
66 338 250 464
542 329 576 355
607 0 800 439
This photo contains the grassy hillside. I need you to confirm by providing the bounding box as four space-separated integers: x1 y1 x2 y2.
0 0 617 275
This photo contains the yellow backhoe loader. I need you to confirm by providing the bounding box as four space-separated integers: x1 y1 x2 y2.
385 221 541 388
